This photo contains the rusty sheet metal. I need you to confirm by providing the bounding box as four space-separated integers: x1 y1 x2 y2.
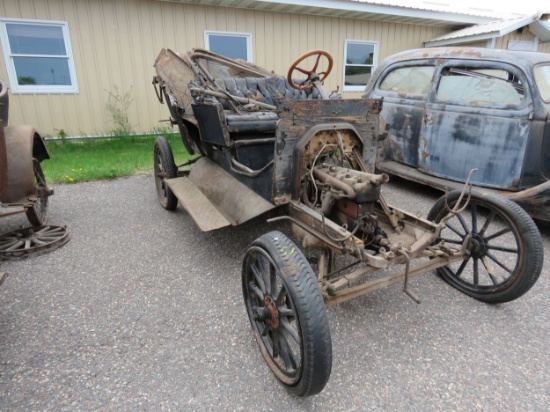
187 157 276 229
273 98 382 205
0 126 37 205
154 49 198 124
379 103 424 167
418 110 530 189
166 176 231 232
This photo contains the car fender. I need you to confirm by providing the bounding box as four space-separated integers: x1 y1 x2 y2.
0 125 48 204
506 180 550 222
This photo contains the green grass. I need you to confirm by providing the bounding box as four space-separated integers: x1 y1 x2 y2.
42 134 192 184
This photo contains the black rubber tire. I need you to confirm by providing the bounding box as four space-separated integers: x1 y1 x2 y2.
427 190 543 303
242 231 332 397
26 159 49 226
153 137 177 211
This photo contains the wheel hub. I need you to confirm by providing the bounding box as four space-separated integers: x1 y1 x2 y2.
469 233 488 258
251 294 280 329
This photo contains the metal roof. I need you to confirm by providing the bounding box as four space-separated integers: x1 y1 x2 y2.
157 0 499 26
425 13 550 47
530 14 550 42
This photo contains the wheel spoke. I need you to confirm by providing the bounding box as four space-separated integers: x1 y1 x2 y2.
272 330 280 357
457 213 470 233
487 244 518 254
249 282 264 301
484 227 512 242
277 332 298 370
471 203 478 233
479 210 496 236
280 318 300 344
486 252 513 274
6 241 24 251
481 257 499 285
275 286 287 306
251 263 266 294
278 307 295 317
446 222 465 237
453 257 471 278
473 257 479 285
258 257 271 295
0 239 20 248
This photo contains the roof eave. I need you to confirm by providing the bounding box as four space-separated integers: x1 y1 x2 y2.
530 19 550 42
424 32 499 47
424 15 537 47
157 0 497 26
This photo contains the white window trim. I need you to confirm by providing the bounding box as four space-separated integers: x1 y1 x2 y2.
0 17 79 94
204 30 253 62
343 39 378 92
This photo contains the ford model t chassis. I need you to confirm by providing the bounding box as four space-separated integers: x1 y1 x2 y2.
152 49 543 396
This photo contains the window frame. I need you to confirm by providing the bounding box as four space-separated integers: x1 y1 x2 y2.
343 39 378 92
433 63 529 109
0 18 79 94
376 63 436 100
203 30 253 62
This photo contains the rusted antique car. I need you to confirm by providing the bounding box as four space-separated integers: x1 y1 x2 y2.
0 80 69 263
363 47 550 221
152 49 543 396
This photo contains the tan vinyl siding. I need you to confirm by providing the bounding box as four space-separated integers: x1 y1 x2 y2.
0 0 447 135
494 31 538 51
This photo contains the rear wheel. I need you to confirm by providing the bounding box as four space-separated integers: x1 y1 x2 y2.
26 159 49 226
242 231 332 397
153 137 177 210
427 190 543 303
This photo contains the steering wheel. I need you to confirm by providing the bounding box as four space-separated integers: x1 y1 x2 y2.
287 50 333 90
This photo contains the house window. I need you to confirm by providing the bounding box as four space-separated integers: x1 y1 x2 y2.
343 40 377 92
204 31 253 62
0 18 78 94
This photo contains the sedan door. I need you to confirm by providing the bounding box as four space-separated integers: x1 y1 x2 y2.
371 64 436 167
418 62 532 190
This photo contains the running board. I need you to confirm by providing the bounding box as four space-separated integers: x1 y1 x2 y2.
166 177 231 231
165 157 276 232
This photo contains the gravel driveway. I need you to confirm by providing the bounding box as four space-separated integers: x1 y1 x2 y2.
1 175 549 411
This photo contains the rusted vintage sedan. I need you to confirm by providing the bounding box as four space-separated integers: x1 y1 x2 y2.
363 47 550 221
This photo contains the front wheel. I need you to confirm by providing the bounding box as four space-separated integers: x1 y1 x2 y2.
153 137 177 210
242 231 332 397
427 190 543 303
